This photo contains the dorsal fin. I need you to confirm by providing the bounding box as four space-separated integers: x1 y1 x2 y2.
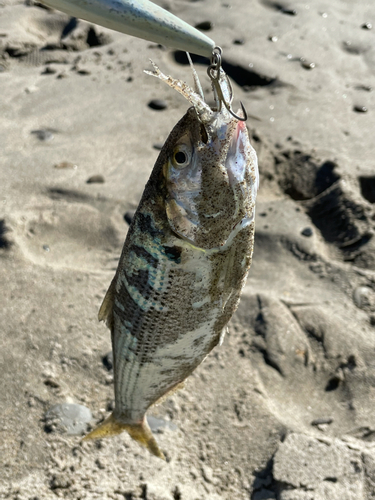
98 278 116 330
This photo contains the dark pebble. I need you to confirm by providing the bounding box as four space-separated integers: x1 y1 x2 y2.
311 416 333 426
353 105 368 113
44 377 59 387
361 23 372 30
300 57 316 69
102 351 113 370
281 7 297 15
86 174 105 184
41 66 56 75
355 84 372 92
301 60 316 70
123 211 135 225
77 69 91 75
195 21 213 31
233 38 245 45
31 129 54 141
153 143 163 151
148 99 168 110
147 43 166 50
301 227 313 237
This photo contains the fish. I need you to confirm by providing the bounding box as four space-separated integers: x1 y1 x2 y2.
83 57 259 459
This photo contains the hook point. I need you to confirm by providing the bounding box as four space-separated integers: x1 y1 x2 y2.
227 101 247 121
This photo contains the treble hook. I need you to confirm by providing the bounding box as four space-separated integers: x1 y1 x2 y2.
207 47 247 122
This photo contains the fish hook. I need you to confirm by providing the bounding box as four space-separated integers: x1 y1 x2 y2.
207 47 247 122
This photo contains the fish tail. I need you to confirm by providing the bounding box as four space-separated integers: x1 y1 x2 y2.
126 417 165 460
82 413 124 440
83 413 165 460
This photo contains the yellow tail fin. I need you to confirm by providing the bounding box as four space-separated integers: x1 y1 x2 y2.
83 413 165 460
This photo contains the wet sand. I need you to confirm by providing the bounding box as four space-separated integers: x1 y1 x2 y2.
1 1 375 499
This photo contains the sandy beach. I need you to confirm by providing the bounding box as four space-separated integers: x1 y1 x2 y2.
1 0 375 498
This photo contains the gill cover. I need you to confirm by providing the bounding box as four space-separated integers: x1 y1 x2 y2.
164 125 202 243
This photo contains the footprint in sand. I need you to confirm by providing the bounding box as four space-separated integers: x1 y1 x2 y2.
10 198 123 272
234 292 375 436
273 148 375 268
2 5 112 67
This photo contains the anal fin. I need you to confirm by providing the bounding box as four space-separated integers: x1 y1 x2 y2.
153 381 185 406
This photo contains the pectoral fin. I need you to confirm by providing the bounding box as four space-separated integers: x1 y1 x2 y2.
219 327 228 346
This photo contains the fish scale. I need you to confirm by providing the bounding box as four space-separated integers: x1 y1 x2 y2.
113 233 217 420
84 61 258 459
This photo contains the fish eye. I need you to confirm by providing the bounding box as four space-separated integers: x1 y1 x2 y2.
172 145 191 168
175 151 187 164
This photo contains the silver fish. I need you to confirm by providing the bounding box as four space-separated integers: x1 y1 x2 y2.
84 55 259 459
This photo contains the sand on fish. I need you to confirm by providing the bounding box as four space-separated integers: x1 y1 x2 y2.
0 0 375 499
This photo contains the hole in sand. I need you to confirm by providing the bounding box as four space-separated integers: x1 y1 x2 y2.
86 26 105 47
277 152 340 201
325 377 340 392
0 220 11 250
359 176 375 203
307 184 366 247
